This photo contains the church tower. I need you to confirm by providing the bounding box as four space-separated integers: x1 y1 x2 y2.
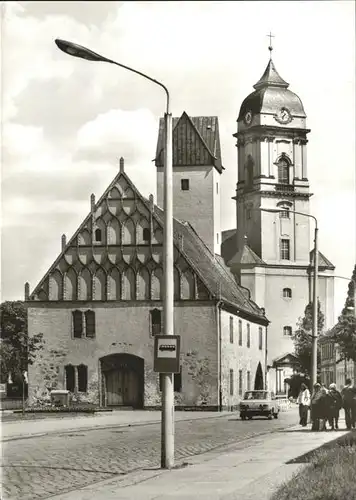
155 112 223 255
223 44 335 394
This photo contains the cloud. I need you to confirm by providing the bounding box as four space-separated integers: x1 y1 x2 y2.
1 0 355 315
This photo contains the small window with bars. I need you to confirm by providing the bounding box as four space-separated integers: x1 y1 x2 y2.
72 310 83 338
181 179 190 191
77 364 88 392
150 309 162 336
280 239 290 260
283 288 292 298
279 207 290 218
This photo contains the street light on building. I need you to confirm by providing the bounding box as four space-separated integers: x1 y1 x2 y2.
254 207 319 390
54 39 175 469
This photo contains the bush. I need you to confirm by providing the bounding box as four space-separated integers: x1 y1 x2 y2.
272 437 356 500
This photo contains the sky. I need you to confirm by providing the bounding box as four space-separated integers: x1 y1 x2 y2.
1 1 355 321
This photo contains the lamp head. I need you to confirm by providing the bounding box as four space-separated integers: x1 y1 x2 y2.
55 39 109 62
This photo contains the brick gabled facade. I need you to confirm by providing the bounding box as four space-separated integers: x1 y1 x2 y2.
26 158 268 410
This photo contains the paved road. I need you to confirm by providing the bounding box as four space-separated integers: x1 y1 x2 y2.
1 410 297 500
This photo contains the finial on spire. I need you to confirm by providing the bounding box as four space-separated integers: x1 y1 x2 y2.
267 31 275 58
120 157 124 172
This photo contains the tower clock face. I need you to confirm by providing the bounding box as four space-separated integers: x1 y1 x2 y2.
274 107 292 125
244 110 253 126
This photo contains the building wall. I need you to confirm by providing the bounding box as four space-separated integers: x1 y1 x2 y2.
220 309 266 409
241 267 309 364
157 165 220 254
28 301 219 409
321 341 356 389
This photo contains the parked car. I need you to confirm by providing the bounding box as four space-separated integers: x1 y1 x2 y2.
239 390 279 420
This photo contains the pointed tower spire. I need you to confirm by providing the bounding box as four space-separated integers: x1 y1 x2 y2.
253 33 289 90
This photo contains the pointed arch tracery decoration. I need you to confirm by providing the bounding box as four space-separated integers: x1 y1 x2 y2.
122 267 136 300
181 269 195 300
94 218 106 244
65 268 77 300
122 218 135 245
137 267 150 300
78 268 92 300
151 268 163 300
49 269 63 300
78 229 91 246
137 217 151 245
107 218 121 245
174 267 180 300
108 268 121 300
93 267 106 301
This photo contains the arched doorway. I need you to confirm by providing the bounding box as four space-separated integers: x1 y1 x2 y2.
100 354 144 408
254 362 264 390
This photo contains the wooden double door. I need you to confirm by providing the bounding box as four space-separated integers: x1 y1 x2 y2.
105 368 139 406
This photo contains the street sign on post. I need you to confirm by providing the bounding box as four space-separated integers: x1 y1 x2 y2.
154 335 181 373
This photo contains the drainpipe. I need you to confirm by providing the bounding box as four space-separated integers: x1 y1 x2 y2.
216 299 223 412
265 324 268 390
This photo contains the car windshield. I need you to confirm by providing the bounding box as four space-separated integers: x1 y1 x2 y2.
244 391 268 400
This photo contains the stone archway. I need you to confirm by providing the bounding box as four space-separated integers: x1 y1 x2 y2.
254 362 264 390
100 353 144 408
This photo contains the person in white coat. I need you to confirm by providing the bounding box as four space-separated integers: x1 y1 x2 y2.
297 383 311 427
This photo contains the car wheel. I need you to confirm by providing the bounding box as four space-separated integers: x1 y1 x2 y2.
248 416 253 420
267 412 273 420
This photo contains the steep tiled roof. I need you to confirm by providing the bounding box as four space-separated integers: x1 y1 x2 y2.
153 206 267 323
155 112 223 172
310 249 335 270
228 245 266 267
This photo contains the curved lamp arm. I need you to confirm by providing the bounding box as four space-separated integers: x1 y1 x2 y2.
54 39 170 113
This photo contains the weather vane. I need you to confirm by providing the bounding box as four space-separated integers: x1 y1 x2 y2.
267 32 275 58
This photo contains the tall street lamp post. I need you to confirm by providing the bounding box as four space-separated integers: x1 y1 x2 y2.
54 39 175 469
255 207 319 390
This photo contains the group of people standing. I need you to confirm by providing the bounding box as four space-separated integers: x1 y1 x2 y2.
297 378 356 431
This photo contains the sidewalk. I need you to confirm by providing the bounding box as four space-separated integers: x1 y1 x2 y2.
48 423 351 500
0 409 232 441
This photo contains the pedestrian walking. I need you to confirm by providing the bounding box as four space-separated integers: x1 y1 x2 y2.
326 383 342 430
310 383 328 431
341 378 356 430
297 383 310 427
